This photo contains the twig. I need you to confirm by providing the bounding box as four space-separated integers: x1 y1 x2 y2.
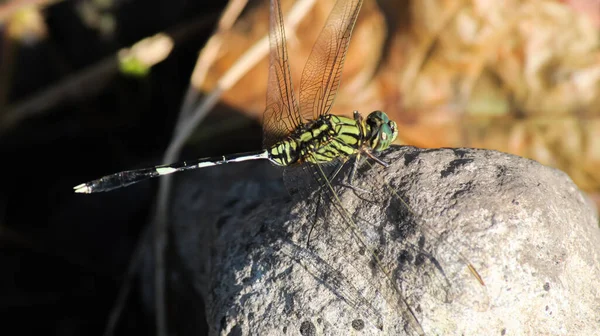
152 1 316 335
89 15 219 336
2 58 116 133
155 1 250 335
1 13 216 134
180 0 249 122
103 224 152 336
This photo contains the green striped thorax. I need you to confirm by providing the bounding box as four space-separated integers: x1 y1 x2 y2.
268 110 398 167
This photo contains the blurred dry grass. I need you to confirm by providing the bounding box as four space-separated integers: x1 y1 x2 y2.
196 0 600 210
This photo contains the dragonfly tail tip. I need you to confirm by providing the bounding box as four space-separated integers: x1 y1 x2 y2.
73 183 91 194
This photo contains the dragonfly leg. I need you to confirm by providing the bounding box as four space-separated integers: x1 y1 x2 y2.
306 192 323 248
348 152 364 184
306 160 348 248
365 150 390 167
327 157 349 182
338 153 371 194
339 149 391 194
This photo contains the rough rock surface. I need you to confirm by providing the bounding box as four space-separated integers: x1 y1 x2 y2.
167 146 600 335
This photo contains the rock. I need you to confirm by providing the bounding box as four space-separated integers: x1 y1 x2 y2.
167 146 600 335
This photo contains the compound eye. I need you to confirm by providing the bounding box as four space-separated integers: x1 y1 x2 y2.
388 120 398 144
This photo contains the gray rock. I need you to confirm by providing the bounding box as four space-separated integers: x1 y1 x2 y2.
168 146 600 335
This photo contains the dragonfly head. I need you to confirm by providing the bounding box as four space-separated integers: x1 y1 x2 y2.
366 110 398 151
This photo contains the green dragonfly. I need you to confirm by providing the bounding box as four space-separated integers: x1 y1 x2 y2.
74 0 486 333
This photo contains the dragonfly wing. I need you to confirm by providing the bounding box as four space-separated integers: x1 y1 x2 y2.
298 0 363 121
263 0 302 148
283 159 346 199
354 153 491 309
300 155 427 334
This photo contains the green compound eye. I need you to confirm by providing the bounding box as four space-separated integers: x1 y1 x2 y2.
366 110 398 151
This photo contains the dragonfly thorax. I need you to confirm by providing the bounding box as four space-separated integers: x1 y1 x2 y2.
267 111 397 167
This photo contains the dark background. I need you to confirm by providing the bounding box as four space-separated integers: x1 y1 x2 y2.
0 0 261 335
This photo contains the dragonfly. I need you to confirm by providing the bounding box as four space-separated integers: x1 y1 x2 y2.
73 1 393 195
74 0 486 334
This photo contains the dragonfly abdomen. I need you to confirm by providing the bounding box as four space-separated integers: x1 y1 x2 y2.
268 138 300 166
268 114 365 166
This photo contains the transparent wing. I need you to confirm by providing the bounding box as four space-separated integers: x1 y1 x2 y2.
263 0 302 148
282 151 490 334
298 0 363 121
297 157 426 334
354 151 490 310
282 163 387 331
282 159 344 199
